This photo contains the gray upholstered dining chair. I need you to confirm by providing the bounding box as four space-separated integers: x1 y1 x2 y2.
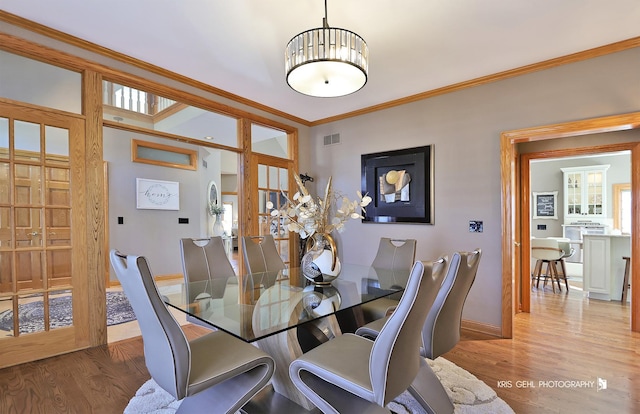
360 237 417 323
356 248 482 413
242 235 286 298
110 250 275 414
242 235 286 274
288 258 447 414
179 237 237 329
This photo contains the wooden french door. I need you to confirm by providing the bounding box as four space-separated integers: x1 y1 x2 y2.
0 102 89 367
253 154 297 267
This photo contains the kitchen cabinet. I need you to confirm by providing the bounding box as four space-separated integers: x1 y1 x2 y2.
561 165 609 218
583 234 630 301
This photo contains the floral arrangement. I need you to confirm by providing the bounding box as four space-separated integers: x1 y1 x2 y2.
207 202 225 217
267 174 372 239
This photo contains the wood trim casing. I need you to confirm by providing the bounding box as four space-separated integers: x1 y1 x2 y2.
501 112 640 336
83 69 107 346
2 11 640 126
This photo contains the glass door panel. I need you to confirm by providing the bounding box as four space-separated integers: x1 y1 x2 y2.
0 117 8 158
13 120 41 162
566 171 582 215
257 160 291 266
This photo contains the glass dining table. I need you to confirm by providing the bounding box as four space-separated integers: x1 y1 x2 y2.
164 263 410 412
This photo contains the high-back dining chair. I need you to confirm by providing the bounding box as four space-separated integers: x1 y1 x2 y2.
289 258 447 414
356 249 482 413
179 237 236 329
361 238 417 323
110 250 274 414
242 235 285 275
419 249 482 358
242 235 286 298
371 237 417 270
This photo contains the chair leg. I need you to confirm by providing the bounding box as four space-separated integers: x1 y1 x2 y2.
549 261 560 293
558 259 569 293
407 358 455 414
532 260 543 289
622 256 631 303
544 261 556 293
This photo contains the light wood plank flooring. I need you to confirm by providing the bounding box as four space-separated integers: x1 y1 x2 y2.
447 285 640 413
1 280 638 413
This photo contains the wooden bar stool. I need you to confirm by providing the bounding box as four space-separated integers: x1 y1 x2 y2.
531 238 565 293
621 256 631 303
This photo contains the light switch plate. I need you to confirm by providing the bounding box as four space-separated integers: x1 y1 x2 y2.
469 220 483 232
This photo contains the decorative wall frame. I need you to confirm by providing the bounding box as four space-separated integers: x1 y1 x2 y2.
136 178 180 210
532 191 557 219
132 139 198 171
361 145 434 224
207 180 219 206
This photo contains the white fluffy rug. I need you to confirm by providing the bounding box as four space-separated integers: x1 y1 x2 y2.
125 357 513 414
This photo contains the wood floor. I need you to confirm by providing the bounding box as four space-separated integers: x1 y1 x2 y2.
0 285 638 413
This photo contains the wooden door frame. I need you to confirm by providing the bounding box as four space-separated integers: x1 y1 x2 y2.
501 111 640 337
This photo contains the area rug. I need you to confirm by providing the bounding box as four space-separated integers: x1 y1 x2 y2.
0 291 135 334
124 357 514 413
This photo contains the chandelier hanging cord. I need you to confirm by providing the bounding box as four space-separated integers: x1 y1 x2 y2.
323 0 329 28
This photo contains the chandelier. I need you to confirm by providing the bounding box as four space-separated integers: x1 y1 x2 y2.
285 0 369 98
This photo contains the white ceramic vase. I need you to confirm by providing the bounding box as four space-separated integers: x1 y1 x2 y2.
301 233 341 285
212 214 225 236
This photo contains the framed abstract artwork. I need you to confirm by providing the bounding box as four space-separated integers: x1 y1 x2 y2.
361 145 434 224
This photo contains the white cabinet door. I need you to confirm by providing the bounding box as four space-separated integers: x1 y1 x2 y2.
583 236 610 298
561 165 609 219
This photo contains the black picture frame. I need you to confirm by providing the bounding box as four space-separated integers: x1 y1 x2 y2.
361 145 434 224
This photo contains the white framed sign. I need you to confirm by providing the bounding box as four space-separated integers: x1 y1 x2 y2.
136 178 180 210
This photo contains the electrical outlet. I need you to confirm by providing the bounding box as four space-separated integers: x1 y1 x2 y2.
117 216 124 224
469 221 483 233
537 224 547 230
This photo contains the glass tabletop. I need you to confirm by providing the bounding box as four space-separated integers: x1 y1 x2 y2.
165 263 409 342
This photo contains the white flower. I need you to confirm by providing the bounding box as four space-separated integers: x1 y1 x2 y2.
267 174 370 239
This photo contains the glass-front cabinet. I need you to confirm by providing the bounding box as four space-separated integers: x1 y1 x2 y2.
561 165 610 217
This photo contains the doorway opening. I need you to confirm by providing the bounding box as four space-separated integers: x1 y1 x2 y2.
500 111 640 337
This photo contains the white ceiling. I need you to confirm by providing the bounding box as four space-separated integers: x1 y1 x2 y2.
3 0 640 123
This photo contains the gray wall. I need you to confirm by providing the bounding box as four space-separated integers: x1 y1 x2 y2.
104 127 223 279
305 48 640 328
